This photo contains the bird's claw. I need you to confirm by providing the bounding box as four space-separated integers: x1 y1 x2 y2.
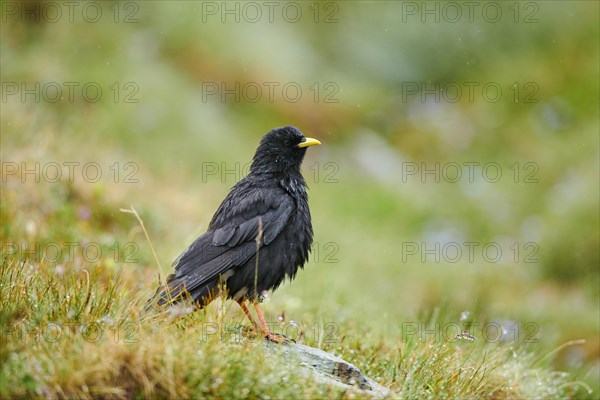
266 332 294 344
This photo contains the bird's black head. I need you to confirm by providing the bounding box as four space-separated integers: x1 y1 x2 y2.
250 126 321 175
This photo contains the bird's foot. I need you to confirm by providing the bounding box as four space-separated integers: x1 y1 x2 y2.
266 332 294 344
242 324 293 343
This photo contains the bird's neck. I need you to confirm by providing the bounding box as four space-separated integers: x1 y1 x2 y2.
250 158 303 178
279 172 308 201
248 165 306 189
253 168 305 183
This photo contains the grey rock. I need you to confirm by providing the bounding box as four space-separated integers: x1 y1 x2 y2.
265 341 391 398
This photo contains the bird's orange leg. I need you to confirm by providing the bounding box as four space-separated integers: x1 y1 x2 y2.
237 300 260 332
254 303 289 343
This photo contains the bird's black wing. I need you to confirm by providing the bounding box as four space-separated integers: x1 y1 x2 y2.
154 186 294 303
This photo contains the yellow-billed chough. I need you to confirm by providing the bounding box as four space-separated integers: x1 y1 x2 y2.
148 126 321 342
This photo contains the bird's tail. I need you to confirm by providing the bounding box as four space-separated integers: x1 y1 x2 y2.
143 273 216 316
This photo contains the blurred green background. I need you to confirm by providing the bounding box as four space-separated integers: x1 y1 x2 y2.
1 0 598 393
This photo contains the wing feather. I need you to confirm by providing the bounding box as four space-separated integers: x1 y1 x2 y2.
151 188 294 305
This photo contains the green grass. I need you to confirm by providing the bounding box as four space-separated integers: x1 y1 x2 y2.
0 255 591 399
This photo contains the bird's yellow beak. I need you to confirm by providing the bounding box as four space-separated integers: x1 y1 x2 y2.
297 137 321 148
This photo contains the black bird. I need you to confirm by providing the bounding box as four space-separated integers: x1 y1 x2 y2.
149 126 321 341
